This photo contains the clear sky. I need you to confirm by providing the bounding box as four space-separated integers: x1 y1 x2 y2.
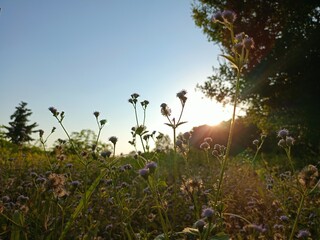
0 1 235 154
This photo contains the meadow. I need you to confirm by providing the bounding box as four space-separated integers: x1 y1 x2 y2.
1 9 319 240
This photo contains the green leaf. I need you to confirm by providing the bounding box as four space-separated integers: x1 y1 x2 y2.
59 168 108 240
220 54 238 69
210 232 230 240
176 121 187 127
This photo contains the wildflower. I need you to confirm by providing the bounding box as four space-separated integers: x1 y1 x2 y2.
200 142 210 150
279 215 289 222
176 139 183 148
177 89 187 105
235 32 246 43
139 168 150 180
297 229 311 238
101 150 112 158
71 180 81 188
183 131 191 140
277 129 289 138
222 10 237 23
131 93 140 99
48 107 58 116
246 224 267 233
204 137 213 144
201 208 214 221
233 42 244 55
244 37 255 49
39 129 44 138
286 136 295 146
160 103 171 117
298 165 319 188
141 100 149 108
2 196 10 202
278 139 286 148
109 136 118 145
93 111 100 118
36 177 46 184
194 219 206 232
212 11 224 23
17 195 29 203
145 161 157 174
253 139 259 146
65 163 73 168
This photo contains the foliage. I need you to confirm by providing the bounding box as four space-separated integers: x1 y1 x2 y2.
3 101 38 145
192 0 320 152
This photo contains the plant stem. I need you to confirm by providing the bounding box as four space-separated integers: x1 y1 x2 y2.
289 190 306 240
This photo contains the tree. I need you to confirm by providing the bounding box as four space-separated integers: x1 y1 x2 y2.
192 0 320 153
4 101 38 145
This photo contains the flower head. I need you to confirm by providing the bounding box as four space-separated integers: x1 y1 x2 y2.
93 111 100 118
109 136 118 145
201 208 214 220
212 11 224 23
49 107 58 116
139 168 150 180
145 161 157 174
222 10 237 23
177 90 187 105
160 103 171 116
297 229 311 238
244 37 255 49
277 129 289 138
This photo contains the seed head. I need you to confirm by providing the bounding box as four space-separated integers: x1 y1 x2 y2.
160 103 171 116
200 142 210 150
286 136 295 146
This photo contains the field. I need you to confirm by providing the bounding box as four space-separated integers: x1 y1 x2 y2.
0 126 319 239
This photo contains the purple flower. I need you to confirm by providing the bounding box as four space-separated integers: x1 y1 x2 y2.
212 11 224 23
139 168 150 180
244 37 255 49
297 230 310 238
222 10 237 23
201 208 214 220
279 215 289 221
145 161 157 174
277 129 289 138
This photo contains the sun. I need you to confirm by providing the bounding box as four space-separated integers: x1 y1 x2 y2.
184 91 233 127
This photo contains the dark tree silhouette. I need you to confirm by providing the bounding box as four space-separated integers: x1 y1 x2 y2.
4 101 38 145
192 0 320 153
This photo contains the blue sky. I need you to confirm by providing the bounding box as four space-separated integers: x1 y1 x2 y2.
0 1 234 154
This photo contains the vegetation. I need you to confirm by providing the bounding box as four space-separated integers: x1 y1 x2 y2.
1 5 319 240
192 0 320 154
3 101 38 145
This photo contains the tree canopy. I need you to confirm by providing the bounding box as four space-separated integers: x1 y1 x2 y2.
192 0 320 152
4 101 38 145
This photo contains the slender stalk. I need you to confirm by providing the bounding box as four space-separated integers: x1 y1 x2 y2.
289 191 306 240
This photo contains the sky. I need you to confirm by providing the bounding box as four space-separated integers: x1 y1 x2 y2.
0 1 236 154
